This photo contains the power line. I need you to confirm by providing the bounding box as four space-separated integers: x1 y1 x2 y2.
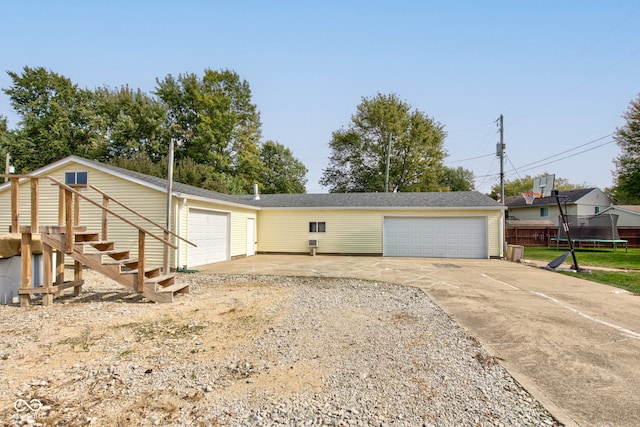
505 155 522 181
472 134 616 182
508 138 615 176
509 133 614 171
445 152 494 164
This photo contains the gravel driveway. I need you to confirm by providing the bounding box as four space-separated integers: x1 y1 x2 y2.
1 270 559 426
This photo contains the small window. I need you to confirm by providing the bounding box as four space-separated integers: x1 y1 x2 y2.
309 221 326 233
65 171 88 188
540 207 549 218
594 206 600 214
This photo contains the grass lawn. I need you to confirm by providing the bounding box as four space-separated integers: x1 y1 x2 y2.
522 247 640 294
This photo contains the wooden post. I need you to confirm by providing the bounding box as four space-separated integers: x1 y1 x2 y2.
42 243 54 304
55 250 65 286
102 195 109 240
10 177 19 233
58 187 64 226
30 178 39 232
74 261 83 296
19 232 32 307
137 230 146 293
65 189 73 252
73 190 80 226
163 229 170 274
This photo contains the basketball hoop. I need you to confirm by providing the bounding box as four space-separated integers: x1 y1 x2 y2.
522 191 542 205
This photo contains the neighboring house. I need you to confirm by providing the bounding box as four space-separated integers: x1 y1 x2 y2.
0 156 506 268
596 205 640 227
505 188 612 226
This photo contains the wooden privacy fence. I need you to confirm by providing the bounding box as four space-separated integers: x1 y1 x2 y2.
506 226 557 247
618 227 640 248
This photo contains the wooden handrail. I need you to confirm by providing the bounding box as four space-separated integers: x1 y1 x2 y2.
89 184 196 247
45 176 177 249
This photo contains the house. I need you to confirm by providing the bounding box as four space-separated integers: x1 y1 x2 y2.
0 156 506 269
596 205 640 227
505 188 612 226
245 192 504 259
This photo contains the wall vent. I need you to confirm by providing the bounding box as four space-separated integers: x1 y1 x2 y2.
308 239 319 247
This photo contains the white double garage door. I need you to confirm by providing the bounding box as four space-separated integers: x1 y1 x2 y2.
383 216 488 259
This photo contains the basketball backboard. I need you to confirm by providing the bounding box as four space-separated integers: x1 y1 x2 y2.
533 174 555 197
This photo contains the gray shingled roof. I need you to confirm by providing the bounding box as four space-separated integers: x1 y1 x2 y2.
236 191 502 209
53 156 503 210
505 188 596 208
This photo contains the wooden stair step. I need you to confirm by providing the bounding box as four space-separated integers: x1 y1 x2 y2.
87 249 130 258
121 267 162 276
156 282 190 294
102 258 138 266
142 284 173 303
75 241 116 254
39 225 87 234
79 240 115 248
39 225 183 304
73 232 101 242
145 274 175 285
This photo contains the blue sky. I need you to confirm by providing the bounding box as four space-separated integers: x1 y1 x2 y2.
1 1 639 194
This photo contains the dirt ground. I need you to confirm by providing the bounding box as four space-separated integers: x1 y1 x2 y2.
1 272 302 425
1 268 559 426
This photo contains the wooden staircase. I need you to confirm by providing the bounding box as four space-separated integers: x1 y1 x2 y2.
5 174 196 306
40 227 189 304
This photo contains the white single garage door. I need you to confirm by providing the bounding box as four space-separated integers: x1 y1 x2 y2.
384 217 487 259
187 209 229 267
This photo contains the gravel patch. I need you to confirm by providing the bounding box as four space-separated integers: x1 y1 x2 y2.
0 271 560 426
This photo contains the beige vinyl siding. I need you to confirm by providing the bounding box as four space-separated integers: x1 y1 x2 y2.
575 190 611 217
488 210 503 258
606 209 640 227
230 209 257 257
257 209 503 258
510 205 573 226
174 199 257 268
0 164 168 266
257 210 381 254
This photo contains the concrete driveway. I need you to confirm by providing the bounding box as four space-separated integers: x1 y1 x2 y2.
198 255 640 427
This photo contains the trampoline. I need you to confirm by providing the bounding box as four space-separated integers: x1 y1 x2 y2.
551 213 628 252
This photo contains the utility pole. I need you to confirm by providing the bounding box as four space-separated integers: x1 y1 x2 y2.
164 138 175 274
4 153 10 182
384 133 392 192
497 114 505 204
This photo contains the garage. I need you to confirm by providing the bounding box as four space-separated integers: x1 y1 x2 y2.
187 209 230 267
383 217 487 258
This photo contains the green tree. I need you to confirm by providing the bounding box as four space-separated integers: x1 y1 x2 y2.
491 174 585 198
173 157 247 194
320 93 446 192
439 166 475 191
106 152 167 178
3 66 105 172
94 86 169 162
154 69 262 193
611 94 640 204
259 140 307 193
